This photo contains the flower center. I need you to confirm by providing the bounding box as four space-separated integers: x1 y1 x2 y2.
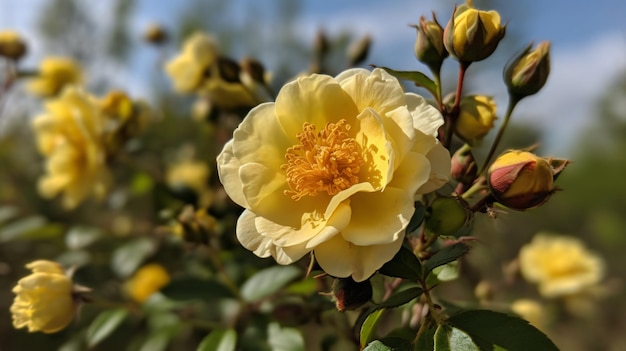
282 119 364 200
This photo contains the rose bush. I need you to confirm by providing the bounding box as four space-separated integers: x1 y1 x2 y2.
217 68 450 281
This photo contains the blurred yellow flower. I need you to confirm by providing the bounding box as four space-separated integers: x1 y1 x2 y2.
165 32 267 109
519 234 605 298
167 159 212 207
125 263 171 303
32 87 110 209
454 95 497 145
27 57 83 97
0 30 27 60
511 299 547 331
11 260 75 333
444 4 505 62
217 68 450 281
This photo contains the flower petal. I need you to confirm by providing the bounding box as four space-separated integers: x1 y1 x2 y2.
314 233 405 282
337 68 406 117
416 142 451 194
406 93 444 137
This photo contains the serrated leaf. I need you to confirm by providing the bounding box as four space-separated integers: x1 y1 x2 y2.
447 310 560 351
423 243 470 277
267 322 305 351
161 277 233 301
379 287 423 309
406 202 427 234
360 308 385 348
434 324 479 351
197 328 237 351
372 66 438 98
111 237 156 278
240 265 301 302
86 309 129 347
363 340 393 351
379 246 422 280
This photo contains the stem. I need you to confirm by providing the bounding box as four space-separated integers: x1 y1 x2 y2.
460 175 486 200
443 61 470 148
432 67 443 111
479 95 521 175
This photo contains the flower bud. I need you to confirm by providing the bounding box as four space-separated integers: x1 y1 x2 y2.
331 277 372 311
425 197 468 237
444 4 505 63
504 41 550 98
488 150 567 210
143 23 168 45
0 30 27 61
347 35 371 67
413 14 448 70
454 95 497 145
450 146 477 185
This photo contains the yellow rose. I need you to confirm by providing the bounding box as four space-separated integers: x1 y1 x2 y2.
519 234 605 298
488 150 560 210
0 30 27 60
217 68 450 281
166 159 212 207
32 87 110 209
444 5 505 62
11 260 75 333
27 57 83 97
165 32 219 93
454 95 497 145
125 263 171 303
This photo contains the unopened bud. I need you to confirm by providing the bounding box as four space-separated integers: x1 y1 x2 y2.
347 35 371 67
451 145 477 185
0 30 27 61
454 95 497 145
413 14 448 70
331 277 372 311
240 58 266 84
216 57 241 83
314 30 330 57
425 197 468 237
504 41 550 99
488 150 568 210
443 4 505 63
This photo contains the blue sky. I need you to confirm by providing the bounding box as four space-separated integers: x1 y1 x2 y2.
2 0 625 154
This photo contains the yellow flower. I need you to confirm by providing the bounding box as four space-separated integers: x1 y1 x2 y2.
444 4 505 62
166 159 212 207
32 87 110 209
0 30 27 60
100 90 151 154
519 234 605 298
125 263 171 303
11 260 75 333
217 68 450 281
27 57 83 97
165 32 266 109
511 299 547 331
454 95 497 145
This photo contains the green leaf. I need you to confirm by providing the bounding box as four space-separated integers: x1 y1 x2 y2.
423 243 470 277
86 309 129 347
447 310 560 351
371 66 438 98
406 202 427 234
111 237 157 278
197 328 237 351
161 277 233 301
240 265 301 302
363 340 393 351
414 315 438 351
360 309 385 348
379 246 422 280
267 322 305 351
379 286 423 309
139 325 180 351
434 324 479 351
0 205 19 224
0 216 48 242
66 226 103 249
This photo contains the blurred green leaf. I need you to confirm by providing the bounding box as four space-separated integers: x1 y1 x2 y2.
66 226 103 249
161 277 233 301
414 315 437 351
447 310 559 351
197 328 237 351
371 66 437 98
111 237 157 278
434 324 479 351
131 172 155 195
86 309 129 347
284 276 317 295
378 286 423 309
56 249 91 267
267 322 305 351
0 216 53 242
423 243 470 277
406 202 427 234
139 326 179 351
360 308 385 348
363 340 393 351
379 246 422 280
240 265 301 302
0 205 19 224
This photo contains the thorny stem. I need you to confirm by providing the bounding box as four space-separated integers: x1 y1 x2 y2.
479 94 521 175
